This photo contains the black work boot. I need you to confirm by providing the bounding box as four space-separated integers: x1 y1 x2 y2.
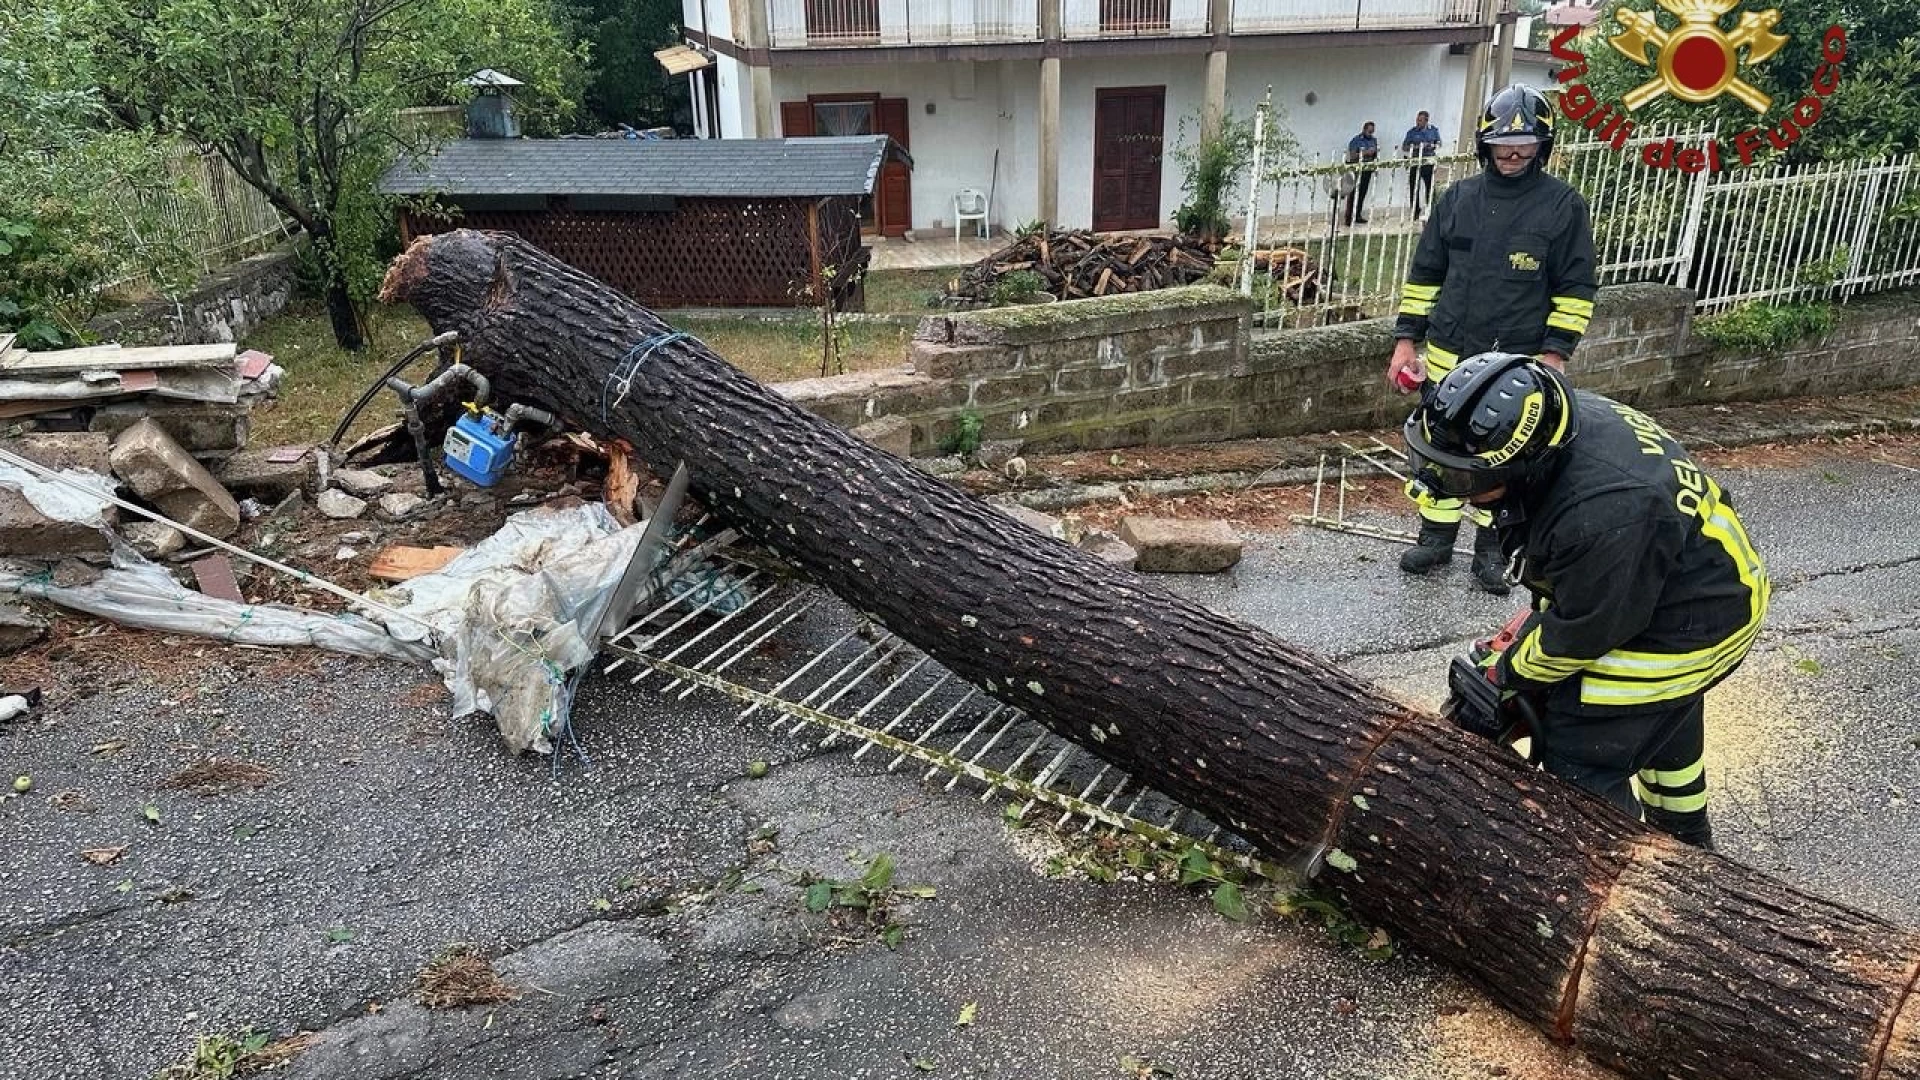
1399 520 1458 574
1646 807 1715 852
1470 527 1511 595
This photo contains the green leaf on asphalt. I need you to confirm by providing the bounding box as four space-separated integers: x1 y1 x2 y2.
590 897 612 912
910 1057 936 1071
1212 882 1250 922
903 885 937 898
861 852 896 892
326 927 353 943
882 924 905 950
114 878 134 893
1178 846 1215 885
142 804 161 824
804 881 834 912
1794 656 1823 674
956 1001 978 1027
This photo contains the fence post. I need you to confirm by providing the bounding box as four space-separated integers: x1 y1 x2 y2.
1672 131 1714 291
1237 86 1272 298
1841 160 1886 302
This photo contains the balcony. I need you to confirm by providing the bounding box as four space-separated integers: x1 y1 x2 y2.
1061 0 1208 38
767 0 1041 48
1232 0 1488 34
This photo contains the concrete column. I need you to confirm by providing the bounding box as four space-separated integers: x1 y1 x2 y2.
1203 52 1228 142
1455 0 1497 152
1201 0 1232 141
750 67 776 138
1494 16 1518 91
1039 57 1061 226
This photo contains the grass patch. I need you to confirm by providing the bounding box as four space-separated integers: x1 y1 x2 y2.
240 292 915 449
860 268 952 313
240 301 433 448
1695 301 1836 353
679 318 911 383
417 944 518 1008
157 1030 314 1079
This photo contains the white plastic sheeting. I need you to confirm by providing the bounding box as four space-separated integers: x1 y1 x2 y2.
374 502 647 756
0 461 117 527
0 548 432 662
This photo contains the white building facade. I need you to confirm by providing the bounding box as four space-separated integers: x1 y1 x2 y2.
679 0 1529 236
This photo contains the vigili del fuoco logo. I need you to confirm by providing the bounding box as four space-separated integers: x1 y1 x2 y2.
1549 0 1848 172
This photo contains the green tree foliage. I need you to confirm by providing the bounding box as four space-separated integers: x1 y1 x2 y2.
1574 0 1920 162
0 5 198 346
1173 107 1301 244
575 0 688 133
63 0 584 349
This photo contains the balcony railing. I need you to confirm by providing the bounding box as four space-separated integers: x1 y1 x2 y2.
764 0 1494 48
1062 0 1207 38
1232 0 1487 34
767 0 1041 47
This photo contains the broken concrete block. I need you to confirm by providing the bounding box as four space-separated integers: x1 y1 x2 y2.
0 433 117 557
994 503 1065 541
89 402 248 458
332 469 395 498
1118 517 1242 574
1077 528 1138 570
108 419 241 539
216 445 315 501
377 492 427 520
124 521 187 559
850 415 912 459
0 604 48 656
317 489 368 520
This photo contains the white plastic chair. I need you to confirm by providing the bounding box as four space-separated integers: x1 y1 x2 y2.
954 187 989 241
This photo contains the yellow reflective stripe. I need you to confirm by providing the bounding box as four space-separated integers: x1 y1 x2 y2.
1546 311 1591 333
1403 283 1441 299
1548 296 1593 333
1510 626 1591 681
1552 296 1595 316
1579 481 1769 708
1424 342 1460 380
1644 760 1704 789
1401 299 1435 316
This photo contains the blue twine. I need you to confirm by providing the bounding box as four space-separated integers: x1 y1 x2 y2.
601 331 690 425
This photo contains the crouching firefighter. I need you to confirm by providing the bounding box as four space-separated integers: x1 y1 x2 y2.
1407 353 1770 850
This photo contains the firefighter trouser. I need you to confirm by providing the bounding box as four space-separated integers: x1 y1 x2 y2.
1532 691 1712 849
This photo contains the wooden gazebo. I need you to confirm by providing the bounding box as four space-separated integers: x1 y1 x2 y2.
378 135 909 310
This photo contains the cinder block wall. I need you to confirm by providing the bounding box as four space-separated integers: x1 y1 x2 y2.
774 284 1920 456
86 246 299 346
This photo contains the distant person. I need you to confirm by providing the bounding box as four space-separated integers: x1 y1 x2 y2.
1345 121 1379 225
1402 110 1443 219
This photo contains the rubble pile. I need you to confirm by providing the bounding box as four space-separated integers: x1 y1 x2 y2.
0 337 281 458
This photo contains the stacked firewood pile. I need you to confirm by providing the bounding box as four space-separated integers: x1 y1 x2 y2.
942 231 1218 304
940 230 1324 309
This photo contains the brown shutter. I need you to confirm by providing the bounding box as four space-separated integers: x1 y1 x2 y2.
780 101 814 137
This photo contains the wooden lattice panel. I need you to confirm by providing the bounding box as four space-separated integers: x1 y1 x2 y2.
402 196 869 310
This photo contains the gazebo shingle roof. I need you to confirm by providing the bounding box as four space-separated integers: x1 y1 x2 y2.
377 136 903 199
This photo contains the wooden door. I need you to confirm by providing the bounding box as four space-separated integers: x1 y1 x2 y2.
1092 86 1165 233
875 97 912 238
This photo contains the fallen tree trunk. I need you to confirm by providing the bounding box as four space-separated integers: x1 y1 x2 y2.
382 230 1920 1080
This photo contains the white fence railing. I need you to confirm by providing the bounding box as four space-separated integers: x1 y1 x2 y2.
1231 0 1482 34
768 0 1040 47
1062 0 1207 38
1239 124 1920 328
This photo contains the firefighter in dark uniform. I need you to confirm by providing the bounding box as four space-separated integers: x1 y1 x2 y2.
1404 353 1770 850
1387 84 1599 594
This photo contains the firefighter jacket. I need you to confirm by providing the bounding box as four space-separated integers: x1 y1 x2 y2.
1393 166 1598 379
1491 393 1769 712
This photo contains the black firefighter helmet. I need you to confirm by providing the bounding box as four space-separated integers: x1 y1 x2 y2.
1477 84 1557 169
1404 352 1579 500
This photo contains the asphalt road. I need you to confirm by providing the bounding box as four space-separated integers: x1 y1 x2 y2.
2 447 1916 1080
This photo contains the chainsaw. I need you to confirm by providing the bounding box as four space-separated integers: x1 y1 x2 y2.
1441 608 1539 747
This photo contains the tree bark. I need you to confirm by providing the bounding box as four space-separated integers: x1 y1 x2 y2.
380 229 1920 1080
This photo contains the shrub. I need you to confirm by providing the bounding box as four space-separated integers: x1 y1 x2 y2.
1694 301 1836 353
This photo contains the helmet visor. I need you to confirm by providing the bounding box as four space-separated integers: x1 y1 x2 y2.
1407 448 1509 499
1482 133 1543 147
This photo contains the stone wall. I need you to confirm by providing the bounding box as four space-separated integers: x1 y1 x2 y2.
85 245 299 346
777 282 1920 455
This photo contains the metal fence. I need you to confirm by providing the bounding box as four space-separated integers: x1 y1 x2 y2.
99 146 294 294
1240 122 1920 328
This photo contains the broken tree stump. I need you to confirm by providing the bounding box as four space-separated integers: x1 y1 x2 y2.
380 229 1919 1080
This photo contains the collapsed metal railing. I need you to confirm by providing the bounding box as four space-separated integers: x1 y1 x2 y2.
599 546 1281 879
